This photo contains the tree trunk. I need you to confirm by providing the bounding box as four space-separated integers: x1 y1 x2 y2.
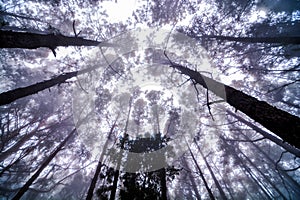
188 147 215 200
182 158 202 200
11 128 76 200
227 110 300 157
235 143 288 199
200 34 300 45
86 118 118 200
168 62 300 149
210 161 235 200
0 65 98 106
0 30 113 50
160 168 167 200
236 130 300 198
110 99 132 200
195 142 227 200
220 135 273 200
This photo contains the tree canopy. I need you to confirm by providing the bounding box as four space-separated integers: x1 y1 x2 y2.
0 0 299 199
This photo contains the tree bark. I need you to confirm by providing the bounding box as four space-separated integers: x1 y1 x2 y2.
0 30 113 50
168 62 300 149
0 65 97 106
227 110 300 157
200 34 300 45
11 128 76 200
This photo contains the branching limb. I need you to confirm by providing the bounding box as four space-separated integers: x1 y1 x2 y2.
225 137 265 143
275 151 288 171
100 47 123 78
283 165 300 172
73 20 82 37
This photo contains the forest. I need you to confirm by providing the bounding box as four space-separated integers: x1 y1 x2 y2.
0 0 300 199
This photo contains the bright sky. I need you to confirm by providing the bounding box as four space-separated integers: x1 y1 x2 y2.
102 0 139 23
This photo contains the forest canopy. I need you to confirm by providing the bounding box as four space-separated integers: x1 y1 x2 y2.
0 0 300 199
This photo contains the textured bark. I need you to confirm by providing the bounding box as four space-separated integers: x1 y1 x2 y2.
200 35 300 44
227 110 300 157
11 129 76 200
0 65 97 106
0 71 77 106
169 63 300 149
0 30 111 49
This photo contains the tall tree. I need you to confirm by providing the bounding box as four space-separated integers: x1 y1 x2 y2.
0 30 113 55
195 141 228 200
86 117 118 200
188 146 216 200
195 34 300 45
11 128 76 200
162 56 300 149
227 110 300 157
0 65 99 106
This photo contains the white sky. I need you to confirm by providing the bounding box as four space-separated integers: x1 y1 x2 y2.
102 0 139 23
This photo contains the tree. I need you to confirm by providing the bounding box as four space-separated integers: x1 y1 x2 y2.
0 64 100 106
197 34 300 45
0 30 113 56
227 110 300 157
86 117 118 200
163 57 300 149
195 140 227 200
1 0 300 199
11 128 76 200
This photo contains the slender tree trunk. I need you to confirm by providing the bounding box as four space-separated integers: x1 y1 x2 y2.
195 141 227 200
86 117 118 200
188 147 216 200
220 135 273 200
236 145 288 199
160 168 167 200
239 180 257 200
199 34 300 44
210 161 234 200
0 130 36 161
11 128 76 200
167 61 300 149
182 158 202 200
110 99 132 200
237 130 300 198
0 65 98 106
0 30 113 50
227 110 300 157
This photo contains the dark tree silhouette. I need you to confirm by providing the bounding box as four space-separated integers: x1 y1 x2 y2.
86 118 118 200
0 30 113 55
164 57 300 149
11 128 76 200
197 35 300 45
227 110 300 157
0 66 98 106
